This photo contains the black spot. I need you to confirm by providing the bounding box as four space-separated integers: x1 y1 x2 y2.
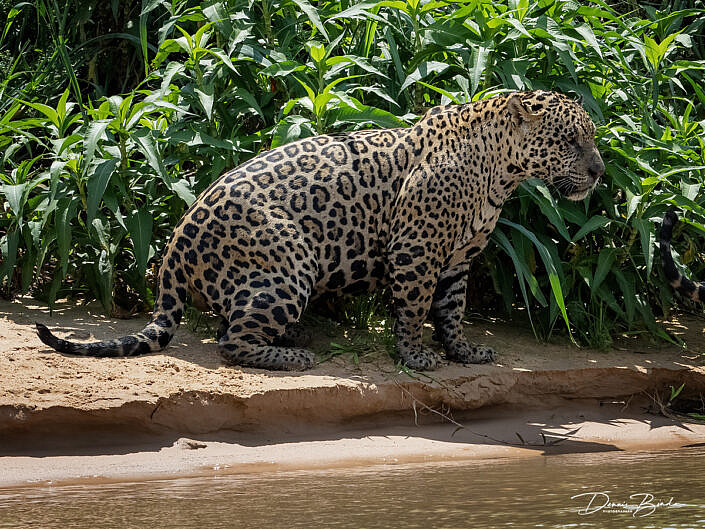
175 287 187 303
395 253 412 266
161 294 177 310
156 314 173 328
252 292 276 310
183 223 198 238
272 306 288 326
275 288 292 300
262 326 278 337
185 250 198 265
327 270 345 290
192 207 210 224
252 313 269 323
134 341 152 355
351 260 368 280
158 331 171 347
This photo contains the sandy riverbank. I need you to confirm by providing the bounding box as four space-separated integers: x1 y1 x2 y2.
1 297 704 487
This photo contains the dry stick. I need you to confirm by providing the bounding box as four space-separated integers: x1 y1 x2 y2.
643 389 705 427
394 380 581 447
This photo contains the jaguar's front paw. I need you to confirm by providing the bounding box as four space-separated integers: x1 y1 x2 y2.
399 347 440 370
446 342 497 364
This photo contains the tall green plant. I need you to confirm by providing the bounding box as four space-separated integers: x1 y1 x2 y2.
1 0 704 345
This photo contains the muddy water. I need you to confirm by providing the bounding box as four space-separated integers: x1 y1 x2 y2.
1 447 704 528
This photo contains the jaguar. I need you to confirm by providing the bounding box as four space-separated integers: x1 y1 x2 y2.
37 90 604 370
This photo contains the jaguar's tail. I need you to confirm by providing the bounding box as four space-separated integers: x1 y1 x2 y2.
660 211 704 303
36 315 178 357
36 258 186 356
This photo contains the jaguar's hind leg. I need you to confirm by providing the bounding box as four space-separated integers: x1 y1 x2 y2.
215 315 311 351
272 322 312 347
218 334 315 370
218 251 317 370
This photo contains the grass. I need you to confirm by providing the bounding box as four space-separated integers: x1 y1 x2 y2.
320 305 397 365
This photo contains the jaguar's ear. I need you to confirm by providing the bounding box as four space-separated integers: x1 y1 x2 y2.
507 94 543 128
576 93 584 105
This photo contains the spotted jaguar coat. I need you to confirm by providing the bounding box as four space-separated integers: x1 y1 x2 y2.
37 90 605 370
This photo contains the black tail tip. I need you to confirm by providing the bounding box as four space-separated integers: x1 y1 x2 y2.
36 322 56 347
664 210 678 226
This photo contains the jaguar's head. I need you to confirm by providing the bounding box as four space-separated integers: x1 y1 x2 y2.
506 90 604 201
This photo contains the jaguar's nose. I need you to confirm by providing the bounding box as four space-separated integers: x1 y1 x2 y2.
589 158 605 180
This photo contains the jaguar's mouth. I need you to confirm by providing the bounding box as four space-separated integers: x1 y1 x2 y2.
564 188 592 201
553 174 597 201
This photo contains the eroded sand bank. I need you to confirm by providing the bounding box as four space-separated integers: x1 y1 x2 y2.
1 298 704 487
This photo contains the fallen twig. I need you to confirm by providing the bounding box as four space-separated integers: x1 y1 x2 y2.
394 380 583 447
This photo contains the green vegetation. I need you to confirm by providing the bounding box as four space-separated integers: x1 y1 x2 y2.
1 0 704 347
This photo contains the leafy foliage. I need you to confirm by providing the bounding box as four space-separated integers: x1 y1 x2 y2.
0 0 704 346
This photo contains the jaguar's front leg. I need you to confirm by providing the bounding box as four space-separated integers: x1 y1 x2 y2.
388 255 441 370
431 264 497 364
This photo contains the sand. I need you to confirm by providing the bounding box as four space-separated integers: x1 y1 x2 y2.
1 296 705 487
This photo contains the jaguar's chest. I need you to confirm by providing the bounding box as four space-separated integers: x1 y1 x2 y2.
445 204 502 268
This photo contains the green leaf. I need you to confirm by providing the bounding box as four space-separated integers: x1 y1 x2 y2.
522 181 571 241
133 128 168 180
592 248 616 295
572 215 612 241
91 217 110 251
171 180 196 206
21 100 59 129
417 80 461 104
498 218 573 343
326 55 388 78
634 218 656 277
329 0 379 20
491 228 536 331
331 104 408 129
613 269 636 324
400 61 450 92
84 119 112 167
139 0 150 76
469 46 489 95
271 115 316 148
125 206 153 276
140 0 164 15
0 230 19 285
195 84 215 120
261 61 307 77
574 24 602 58
87 158 119 224
232 87 265 118
1 2 31 45
286 0 330 41
0 183 26 218
309 42 325 63
56 197 76 276
96 248 114 311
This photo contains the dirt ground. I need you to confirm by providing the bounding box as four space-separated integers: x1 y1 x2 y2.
1 296 705 486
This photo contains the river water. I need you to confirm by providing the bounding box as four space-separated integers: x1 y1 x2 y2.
1 447 704 528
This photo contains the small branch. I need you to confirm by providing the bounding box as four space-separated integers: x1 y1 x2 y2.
394 381 582 447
